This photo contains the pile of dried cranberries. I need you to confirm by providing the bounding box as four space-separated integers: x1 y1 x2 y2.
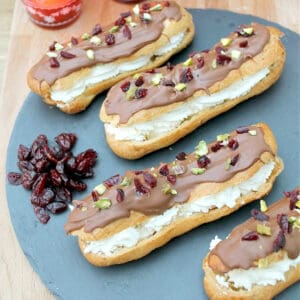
7 133 97 224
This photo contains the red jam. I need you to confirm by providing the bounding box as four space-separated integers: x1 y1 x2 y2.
22 0 82 28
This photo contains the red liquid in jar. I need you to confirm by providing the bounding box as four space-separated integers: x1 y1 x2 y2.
22 0 82 28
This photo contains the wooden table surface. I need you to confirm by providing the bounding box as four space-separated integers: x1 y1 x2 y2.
0 1 299 299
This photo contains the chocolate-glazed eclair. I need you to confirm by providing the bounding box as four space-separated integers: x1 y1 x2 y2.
65 123 283 266
27 1 195 114
100 23 285 159
203 189 300 300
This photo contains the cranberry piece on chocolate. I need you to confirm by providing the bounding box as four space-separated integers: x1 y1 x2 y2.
277 214 291 233
180 68 193 83
7 172 22 185
92 23 102 35
251 208 269 221
197 155 211 168
166 62 174 70
236 126 249 134
288 190 299 210
105 33 115 45
142 3 151 10
103 174 122 188
143 172 157 188
211 142 223 152
91 190 99 202
167 174 176 185
50 57 60 68
34 206 50 224
121 81 130 92
273 230 286 252
134 178 150 195
239 40 248 48
197 57 204 69
61 51 76 59
123 25 132 40
215 46 226 54
159 164 169 176
116 188 125 202
49 41 56 51
135 76 144 87
228 139 239 150
135 88 148 99
216 54 231 65
163 1 170 7
115 17 126 26
241 231 259 241
71 37 78 45
230 154 240 166
176 152 187 160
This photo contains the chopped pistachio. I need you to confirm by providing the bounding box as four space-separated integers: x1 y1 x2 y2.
133 73 141 80
288 216 297 223
175 83 186 91
54 43 64 51
260 200 268 212
191 167 206 175
126 86 137 100
258 257 268 268
94 183 106 195
183 57 193 67
162 184 177 195
129 22 138 28
153 173 158 178
296 201 300 208
295 218 300 229
94 198 112 209
90 36 101 45
109 26 119 33
125 16 132 23
86 49 95 60
257 224 272 236
248 130 257 136
81 33 91 40
150 4 162 11
217 133 230 142
221 38 232 46
151 73 163 86
120 176 131 187
243 27 254 35
143 13 152 21
211 59 217 69
133 4 140 15
231 49 242 60
195 140 208 156
81 206 87 212
46 52 58 58
225 158 231 170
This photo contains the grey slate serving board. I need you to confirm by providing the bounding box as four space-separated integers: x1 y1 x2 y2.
6 9 300 300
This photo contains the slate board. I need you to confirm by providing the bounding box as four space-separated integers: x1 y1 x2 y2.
6 9 300 300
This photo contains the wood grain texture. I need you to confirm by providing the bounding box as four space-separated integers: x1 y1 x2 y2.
0 1 299 299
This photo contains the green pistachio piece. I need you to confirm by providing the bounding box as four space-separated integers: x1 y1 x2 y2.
243 27 254 35
225 158 231 170
46 52 58 58
126 86 137 100
217 133 230 142
183 57 193 67
81 33 91 40
258 257 268 268
256 224 272 236
94 183 106 195
129 22 138 27
248 130 257 136
150 4 162 11
125 16 132 23
86 49 95 60
109 26 119 33
143 13 152 21
151 73 163 86
220 38 232 47
90 36 101 45
133 4 140 15
133 73 141 79
175 83 186 91
296 201 300 208
288 216 297 223
120 176 131 187
260 200 268 212
162 184 177 195
54 43 64 51
94 198 111 209
231 49 242 60
191 167 206 175
195 140 208 157
211 59 217 69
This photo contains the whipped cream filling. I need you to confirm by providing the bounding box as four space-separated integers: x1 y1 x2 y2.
215 253 300 291
84 161 275 256
105 67 270 142
52 31 186 104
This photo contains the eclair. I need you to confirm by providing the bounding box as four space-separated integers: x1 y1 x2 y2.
65 123 283 266
27 1 194 114
100 23 286 159
203 188 300 300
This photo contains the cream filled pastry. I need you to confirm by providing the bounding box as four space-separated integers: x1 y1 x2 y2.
27 1 195 114
100 23 285 159
203 188 300 300
64 123 283 266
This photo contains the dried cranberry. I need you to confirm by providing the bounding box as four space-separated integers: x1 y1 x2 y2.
115 17 126 26
18 161 34 172
143 172 157 188
61 51 76 59
35 159 49 172
116 188 125 202
135 76 144 87
50 57 60 68
197 155 211 168
33 174 48 196
134 178 150 194
68 179 86 192
163 1 170 7
166 62 174 70
49 41 56 51
273 230 286 252
197 57 204 69
135 88 148 99
121 11 131 18
251 208 269 221
103 174 122 188
65 156 77 172
180 67 193 83
91 23 102 35
43 145 58 164
241 231 259 241
230 154 240 166
162 79 175 87
71 37 78 45
159 164 169 176
176 152 187 160
22 171 37 190
215 46 226 54
34 207 50 224
75 149 97 173
239 40 248 48
105 33 115 45
211 142 222 152
7 172 22 185
216 54 231 65
288 190 299 210
39 188 56 207
277 214 291 233
47 202 67 214
50 169 62 187
91 190 99 202
142 3 151 10
18 144 31 161
123 24 132 40
167 174 176 185
228 139 239 150
56 187 72 202
55 133 77 151
236 126 249 134
121 81 130 92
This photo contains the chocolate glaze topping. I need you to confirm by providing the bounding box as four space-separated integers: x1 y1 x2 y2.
30 1 181 85
209 189 300 273
105 23 270 124
65 126 272 233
